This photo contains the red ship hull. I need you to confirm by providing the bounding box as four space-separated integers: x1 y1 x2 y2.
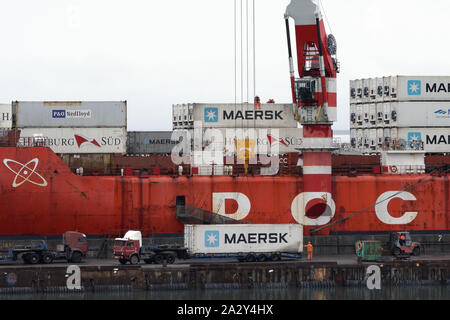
0 147 448 236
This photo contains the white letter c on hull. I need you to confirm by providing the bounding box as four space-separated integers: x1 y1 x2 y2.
375 191 418 225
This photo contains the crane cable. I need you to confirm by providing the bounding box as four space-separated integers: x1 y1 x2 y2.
310 166 447 234
233 0 256 106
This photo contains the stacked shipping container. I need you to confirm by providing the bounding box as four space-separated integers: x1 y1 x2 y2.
350 76 450 154
13 101 127 154
172 103 302 174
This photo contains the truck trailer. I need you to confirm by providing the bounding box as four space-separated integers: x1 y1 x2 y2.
184 224 303 262
113 231 189 265
0 231 88 264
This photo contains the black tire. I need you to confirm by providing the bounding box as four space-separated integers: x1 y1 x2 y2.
154 254 164 264
29 253 40 264
245 254 256 263
130 255 140 265
413 247 421 257
257 254 267 262
42 253 54 264
70 251 82 263
393 248 402 257
22 254 30 264
166 254 176 265
272 253 281 262
119 259 128 265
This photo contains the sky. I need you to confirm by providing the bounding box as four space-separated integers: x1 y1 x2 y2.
0 0 449 131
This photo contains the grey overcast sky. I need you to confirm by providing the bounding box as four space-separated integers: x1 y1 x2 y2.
1 0 449 131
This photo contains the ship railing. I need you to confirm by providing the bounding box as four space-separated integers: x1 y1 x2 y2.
0 129 21 147
70 163 303 177
383 165 427 175
332 164 378 175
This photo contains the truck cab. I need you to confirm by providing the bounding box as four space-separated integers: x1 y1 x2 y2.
54 231 89 263
113 231 142 265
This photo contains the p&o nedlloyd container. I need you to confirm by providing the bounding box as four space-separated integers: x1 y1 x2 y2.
13 101 127 128
184 224 303 256
173 103 298 129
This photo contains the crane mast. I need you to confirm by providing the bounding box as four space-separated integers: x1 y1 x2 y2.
285 0 339 229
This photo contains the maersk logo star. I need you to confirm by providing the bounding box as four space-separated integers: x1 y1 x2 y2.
408 80 421 95
204 108 218 123
408 132 422 142
205 231 219 247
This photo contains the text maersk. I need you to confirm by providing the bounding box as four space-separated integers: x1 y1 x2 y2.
224 233 288 244
426 135 450 145
223 110 284 121
425 83 450 93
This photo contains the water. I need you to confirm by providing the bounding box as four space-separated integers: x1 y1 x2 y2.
1 286 449 300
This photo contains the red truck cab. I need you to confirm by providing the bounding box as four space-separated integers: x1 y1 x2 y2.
60 231 89 262
113 231 142 265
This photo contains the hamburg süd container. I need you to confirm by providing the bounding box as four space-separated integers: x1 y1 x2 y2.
18 127 127 154
13 101 127 128
184 224 303 255
197 127 303 155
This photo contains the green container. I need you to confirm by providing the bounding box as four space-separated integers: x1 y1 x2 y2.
355 240 382 262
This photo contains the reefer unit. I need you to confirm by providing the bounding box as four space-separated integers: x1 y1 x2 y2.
184 224 303 255
13 101 127 128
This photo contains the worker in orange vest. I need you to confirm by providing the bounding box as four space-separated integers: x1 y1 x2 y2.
399 234 406 246
254 96 261 110
304 241 313 260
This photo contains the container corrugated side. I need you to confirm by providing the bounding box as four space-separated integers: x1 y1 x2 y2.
395 76 450 101
18 127 127 154
127 131 186 154
393 101 450 127
14 101 127 128
184 224 303 255
397 128 450 153
352 101 450 129
175 103 298 129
